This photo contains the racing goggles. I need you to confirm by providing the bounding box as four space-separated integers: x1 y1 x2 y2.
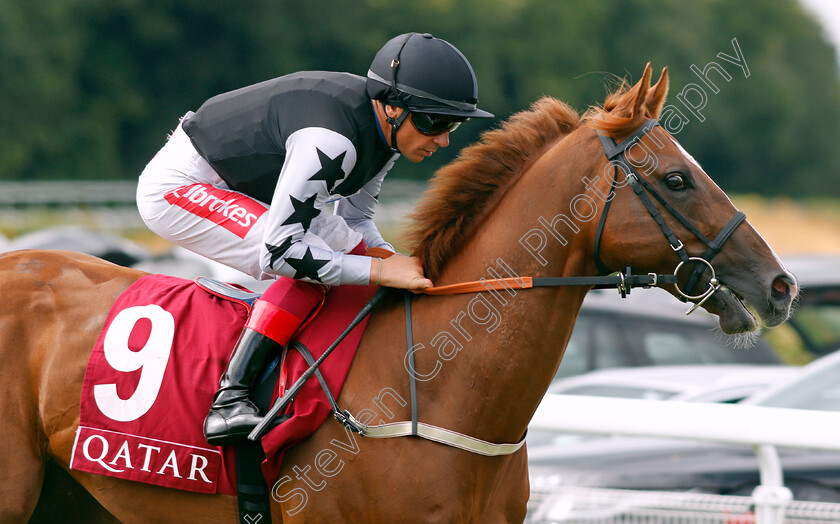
410 112 465 135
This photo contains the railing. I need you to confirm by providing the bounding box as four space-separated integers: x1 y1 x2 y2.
527 395 840 524
0 180 425 232
0 179 426 207
0 181 138 206
527 486 840 523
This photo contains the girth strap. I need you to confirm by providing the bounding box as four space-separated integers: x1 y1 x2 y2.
405 292 418 435
357 420 526 456
234 440 272 524
337 291 527 456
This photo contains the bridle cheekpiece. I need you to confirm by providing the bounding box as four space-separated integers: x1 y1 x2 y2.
593 119 747 313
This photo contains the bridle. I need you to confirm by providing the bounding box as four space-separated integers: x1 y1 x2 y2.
593 118 747 313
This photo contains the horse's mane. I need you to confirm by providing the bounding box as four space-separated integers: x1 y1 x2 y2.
403 97 580 280
403 71 663 280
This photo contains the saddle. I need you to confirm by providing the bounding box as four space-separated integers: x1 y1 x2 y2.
194 277 261 309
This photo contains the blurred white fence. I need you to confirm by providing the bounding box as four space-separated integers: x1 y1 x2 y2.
527 395 840 524
0 180 425 231
527 486 840 524
0 181 143 231
0 181 138 206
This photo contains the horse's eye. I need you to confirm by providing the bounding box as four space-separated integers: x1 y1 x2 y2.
665 174 686 190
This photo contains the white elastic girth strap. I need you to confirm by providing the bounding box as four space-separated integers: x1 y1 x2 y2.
358 420 526 457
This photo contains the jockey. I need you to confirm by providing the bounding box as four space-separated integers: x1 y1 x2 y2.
136 32 493 446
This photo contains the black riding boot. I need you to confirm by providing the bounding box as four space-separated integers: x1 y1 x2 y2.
203 328 278 446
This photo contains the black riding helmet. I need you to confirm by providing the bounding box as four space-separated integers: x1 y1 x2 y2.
367 33 493 152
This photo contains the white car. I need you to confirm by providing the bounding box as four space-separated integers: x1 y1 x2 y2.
548 364 797 403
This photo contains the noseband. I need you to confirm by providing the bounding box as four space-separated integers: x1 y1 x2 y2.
593 119 747 313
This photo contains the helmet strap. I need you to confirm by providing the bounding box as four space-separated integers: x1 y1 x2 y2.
383 33 413 154
389 33 415 99
385 105 409 154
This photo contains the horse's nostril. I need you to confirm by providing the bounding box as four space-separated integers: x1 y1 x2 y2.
771 275 796 301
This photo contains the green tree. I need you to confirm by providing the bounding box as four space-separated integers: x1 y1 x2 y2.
1 0 839 197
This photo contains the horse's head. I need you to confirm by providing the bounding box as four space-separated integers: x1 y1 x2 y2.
588 63 797 334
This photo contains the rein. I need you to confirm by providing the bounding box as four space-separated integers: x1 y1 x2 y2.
421 271 674 298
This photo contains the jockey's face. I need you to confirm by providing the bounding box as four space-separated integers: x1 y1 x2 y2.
382 105 451 163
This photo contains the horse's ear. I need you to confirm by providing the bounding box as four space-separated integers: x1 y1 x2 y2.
630 62 653 117
645 66 669 118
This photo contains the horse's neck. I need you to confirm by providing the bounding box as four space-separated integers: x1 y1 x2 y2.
401 139 597 444
406 283 588 445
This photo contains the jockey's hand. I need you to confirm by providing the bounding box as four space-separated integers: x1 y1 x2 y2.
371 253 433 292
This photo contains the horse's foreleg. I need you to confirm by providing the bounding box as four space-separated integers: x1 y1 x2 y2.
29 460 121 523
0 364 46 522
0 252 73 521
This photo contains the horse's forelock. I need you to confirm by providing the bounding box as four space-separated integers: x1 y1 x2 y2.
585 63 669 140
404 97 580 280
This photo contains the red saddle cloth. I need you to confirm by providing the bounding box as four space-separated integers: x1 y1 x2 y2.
70 273 376 495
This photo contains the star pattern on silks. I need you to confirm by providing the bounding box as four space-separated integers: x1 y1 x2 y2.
265 237 294 270
284 246 330 282
280 194 320 230
308 148 347 192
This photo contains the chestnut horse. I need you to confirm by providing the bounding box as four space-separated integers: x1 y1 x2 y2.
2 64 796 523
